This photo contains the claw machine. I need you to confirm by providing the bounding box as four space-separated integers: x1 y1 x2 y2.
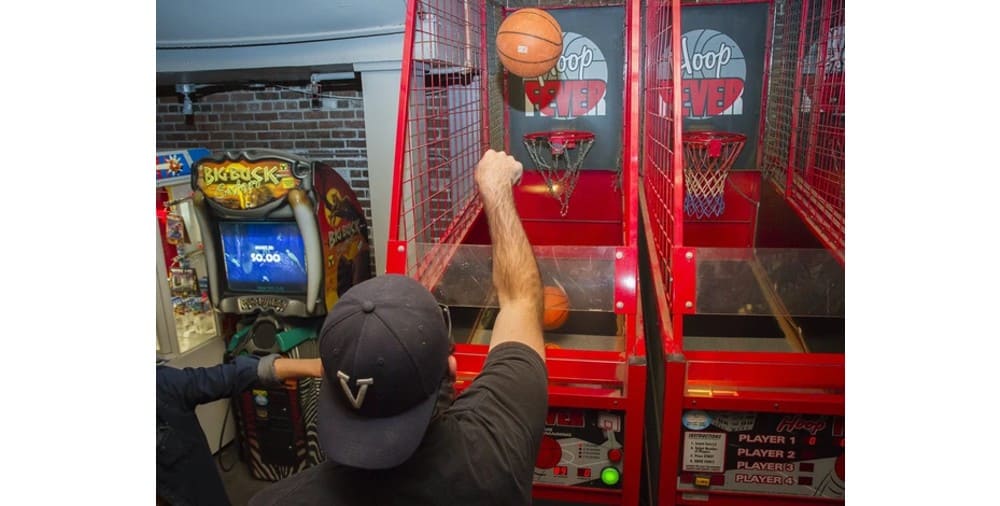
156 148 235 453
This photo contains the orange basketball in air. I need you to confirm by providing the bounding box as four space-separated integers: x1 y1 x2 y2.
496 8 563 78
543 285 570 331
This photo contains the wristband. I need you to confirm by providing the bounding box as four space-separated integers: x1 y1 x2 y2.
257 353 282 386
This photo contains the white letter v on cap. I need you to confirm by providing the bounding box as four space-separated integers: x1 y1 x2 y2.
337 370 374 409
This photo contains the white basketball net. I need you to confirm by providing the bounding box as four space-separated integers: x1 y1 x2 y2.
682 134 746 219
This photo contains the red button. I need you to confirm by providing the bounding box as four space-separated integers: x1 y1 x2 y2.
535 436 562 469
608 448 622 463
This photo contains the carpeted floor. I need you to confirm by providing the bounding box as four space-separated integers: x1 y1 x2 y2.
217 443 272 506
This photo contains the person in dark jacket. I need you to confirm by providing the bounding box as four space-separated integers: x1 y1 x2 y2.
156 353 323 506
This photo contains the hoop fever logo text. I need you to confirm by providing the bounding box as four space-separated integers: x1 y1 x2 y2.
680 29 747 119
775 415 827 436
523 31 608 120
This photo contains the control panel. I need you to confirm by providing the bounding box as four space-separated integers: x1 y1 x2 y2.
534 408 625 489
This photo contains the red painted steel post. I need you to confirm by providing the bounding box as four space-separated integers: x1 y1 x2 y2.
387 0 421 251
659 353 687 505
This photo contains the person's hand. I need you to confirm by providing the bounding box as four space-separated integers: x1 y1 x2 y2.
475 149 523 207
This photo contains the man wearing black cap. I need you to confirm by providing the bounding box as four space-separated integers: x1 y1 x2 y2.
249 149 548 505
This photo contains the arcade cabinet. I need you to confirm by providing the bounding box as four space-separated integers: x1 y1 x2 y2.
640 0 845 504
390 1 649 504
190 149 372 480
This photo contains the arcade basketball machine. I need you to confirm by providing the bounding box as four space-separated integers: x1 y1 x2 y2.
190 149 372 481
639 0 845 504
390 1 651 504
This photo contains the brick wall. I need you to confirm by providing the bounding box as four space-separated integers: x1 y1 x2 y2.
155 84 375 274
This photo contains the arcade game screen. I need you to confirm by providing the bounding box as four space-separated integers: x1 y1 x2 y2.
218 221 308 294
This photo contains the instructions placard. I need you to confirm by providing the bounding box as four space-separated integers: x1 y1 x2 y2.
683 432 726 473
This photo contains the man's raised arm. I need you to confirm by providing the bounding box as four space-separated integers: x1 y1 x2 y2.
474 149 545 359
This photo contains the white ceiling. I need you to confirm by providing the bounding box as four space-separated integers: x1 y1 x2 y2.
156 0 408 84
157 0 407 48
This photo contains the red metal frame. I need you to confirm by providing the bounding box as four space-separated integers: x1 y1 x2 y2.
389 2 646 504
387 0 421 253
642 0 846 504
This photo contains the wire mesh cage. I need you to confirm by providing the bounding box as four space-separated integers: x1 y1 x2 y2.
640 0 680 318
391 0 632 282
641 0 847 360
760 0 845 258
389 0 490 285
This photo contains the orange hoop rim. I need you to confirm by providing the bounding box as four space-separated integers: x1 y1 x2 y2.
681 131 747 146
524 130 596 146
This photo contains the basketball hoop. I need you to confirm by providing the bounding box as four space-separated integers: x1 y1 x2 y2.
523 130 595 216
681 131 746 219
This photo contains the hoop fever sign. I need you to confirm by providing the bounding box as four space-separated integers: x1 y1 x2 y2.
523 31 609 120
680 29 747 119
507 6 624 171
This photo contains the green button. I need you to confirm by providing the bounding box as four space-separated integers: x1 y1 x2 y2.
600 466 621 486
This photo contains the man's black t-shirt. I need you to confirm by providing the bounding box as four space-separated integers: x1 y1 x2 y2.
250 342 548 506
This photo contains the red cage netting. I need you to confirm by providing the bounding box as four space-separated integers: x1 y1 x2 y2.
391 0 634 286
641 0 680 324
389 0 491 285
760 0 845 260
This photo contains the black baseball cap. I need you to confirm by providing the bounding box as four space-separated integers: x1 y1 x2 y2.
316 274 451 469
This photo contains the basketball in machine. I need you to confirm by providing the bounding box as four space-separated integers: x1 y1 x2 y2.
191 149 371 480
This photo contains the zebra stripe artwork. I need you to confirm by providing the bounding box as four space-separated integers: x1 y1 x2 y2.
235 343 326 481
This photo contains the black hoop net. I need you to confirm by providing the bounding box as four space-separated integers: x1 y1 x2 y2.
522 130 595 217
